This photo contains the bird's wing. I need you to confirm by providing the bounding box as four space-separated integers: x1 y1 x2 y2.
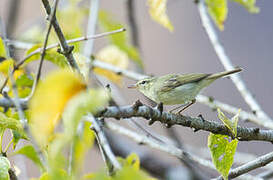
159 73 210 92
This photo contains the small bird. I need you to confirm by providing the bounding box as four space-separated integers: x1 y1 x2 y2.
128 68 242 113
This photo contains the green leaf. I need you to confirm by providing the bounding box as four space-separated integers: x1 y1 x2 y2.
0 156 11 180
0 37 7 58
16 74 34 98
0 112 27 140
98 11 143 69
208 133 238 180
217 108 240 137
206 0 228 30
14 145 45 172
15 74 33 87
11 130 21 149
231 0 259 13
24 44 69 68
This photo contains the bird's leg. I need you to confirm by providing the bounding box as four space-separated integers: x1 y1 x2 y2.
177 99 196 114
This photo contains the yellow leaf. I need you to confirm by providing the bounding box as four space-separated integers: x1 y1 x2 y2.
94 45 129 85
29 69 87 147
147 0 174 32
0 59 24 90
206 0 228 30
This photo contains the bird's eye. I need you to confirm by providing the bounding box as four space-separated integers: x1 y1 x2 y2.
140 80 147 85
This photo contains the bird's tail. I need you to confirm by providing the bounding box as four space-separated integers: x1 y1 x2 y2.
207 68 242 79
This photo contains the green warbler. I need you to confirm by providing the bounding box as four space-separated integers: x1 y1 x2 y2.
128 68 242 113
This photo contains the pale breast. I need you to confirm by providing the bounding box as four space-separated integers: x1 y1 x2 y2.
156 83 200 105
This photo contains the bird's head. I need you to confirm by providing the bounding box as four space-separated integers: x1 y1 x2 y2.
128 77 156 94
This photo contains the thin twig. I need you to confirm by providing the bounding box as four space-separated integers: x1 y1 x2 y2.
9 69 46 167
36 0 59 82
41 0 80 71
105 121 215 170
85 116 121 174
83 0 100 57
197 0 271 122
0 29 125 92
29 0 59 100
92 59 148 80
107 121 261 180
15 28 125 68
96 102 273 143
215 151 273 179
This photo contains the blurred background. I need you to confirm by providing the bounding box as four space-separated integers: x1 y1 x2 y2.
0 0 273 179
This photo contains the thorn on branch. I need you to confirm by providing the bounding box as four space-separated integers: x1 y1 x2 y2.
57 45 74 55
148 119 156 125
253 128 260 134
192 128 200 132
198 114 205 122
132 100 143 112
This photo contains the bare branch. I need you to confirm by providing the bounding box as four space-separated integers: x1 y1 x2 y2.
215 151 273 179
41 0 79 71
197 0 272 122
85 116 121 174
15 28 125 68
105 121 215 170
9 69 46 168
83 0 100 57
96 102 273 143
36 0 59 82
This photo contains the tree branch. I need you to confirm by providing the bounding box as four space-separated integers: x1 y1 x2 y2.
96 101 273 143
85 116 121 174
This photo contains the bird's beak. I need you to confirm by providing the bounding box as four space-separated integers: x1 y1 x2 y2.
128 84 137 89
